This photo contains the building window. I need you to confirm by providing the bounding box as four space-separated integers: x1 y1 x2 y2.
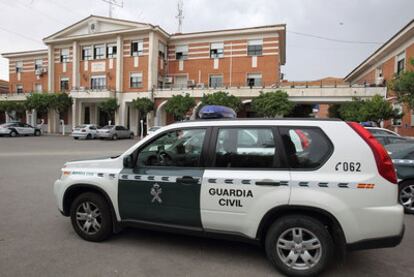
393 103 402 126
91 76 106 90
247 73 262 87
60 78 69 92
16 61 23 73
131 40 144 56
396 52 405 75
130 73 143 88
107 44 117 58
159 42 166 60
209 75 223 88
175 45 188 60
34 84 42 93
248 39 263 56
94 45 105 59
60 48 69 63
82 46 92 60
16 84 23 94
210 42 224 58
34 59 43 70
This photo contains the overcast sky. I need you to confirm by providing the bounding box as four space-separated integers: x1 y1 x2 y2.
0 0 413 81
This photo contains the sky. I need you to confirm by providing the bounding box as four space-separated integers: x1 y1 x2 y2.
0 0 413 81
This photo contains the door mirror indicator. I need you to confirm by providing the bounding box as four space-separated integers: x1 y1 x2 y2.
123 155 133 168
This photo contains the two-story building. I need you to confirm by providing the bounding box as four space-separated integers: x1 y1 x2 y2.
1 15 285 134
345 19 414 136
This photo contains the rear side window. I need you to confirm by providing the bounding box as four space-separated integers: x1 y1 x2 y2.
214 128 279 168
279 127 332 169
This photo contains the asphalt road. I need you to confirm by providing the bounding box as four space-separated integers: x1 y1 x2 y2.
0 136 413 277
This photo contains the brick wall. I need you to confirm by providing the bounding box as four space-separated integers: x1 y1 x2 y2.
8 55 48 93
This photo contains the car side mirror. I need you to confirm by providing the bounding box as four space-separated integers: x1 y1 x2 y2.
123 155 133 168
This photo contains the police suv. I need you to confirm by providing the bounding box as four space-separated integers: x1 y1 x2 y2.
54 116 404 276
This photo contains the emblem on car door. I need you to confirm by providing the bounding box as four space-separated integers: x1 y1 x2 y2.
150 184 163 203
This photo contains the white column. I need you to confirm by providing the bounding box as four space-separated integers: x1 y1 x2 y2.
72 41 79 89
147 31 159 91
31 109 37 126
25 110 30 125
78 101 83 125
72 98 77 128
116 35 123 92
47 44 54 92
5 112 10 123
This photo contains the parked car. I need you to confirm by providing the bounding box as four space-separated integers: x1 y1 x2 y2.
366 127 400 137
96 125 134 140
54 119 403 277
147 126 161 135
386 143 414 214
0 122 41 137
372 134 409 146
71 124 98 140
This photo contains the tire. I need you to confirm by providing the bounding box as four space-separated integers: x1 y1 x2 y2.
112 134 118 140
34 130 41 136
9 130 17 137
86 134 92 140
399 181 414 214
265 215 334 277
129 133 134 139
70 192 113 242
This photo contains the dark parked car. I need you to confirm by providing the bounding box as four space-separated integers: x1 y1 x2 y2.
386 143 414 214
0 122 41 137
373 134 409 146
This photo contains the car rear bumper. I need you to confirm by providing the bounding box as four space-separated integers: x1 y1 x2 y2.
347 224 405 251
71 132 89 138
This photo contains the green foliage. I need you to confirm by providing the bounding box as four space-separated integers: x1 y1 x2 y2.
336 96 401 124
328 104 342 118
165 94 196 121
0 101 26 120
49 93 73 113
98 98 119 119
132 97 154 118
200 91 242 112
251 90 294 118
287 104 313 118
389 59 414 109
25 93 50 113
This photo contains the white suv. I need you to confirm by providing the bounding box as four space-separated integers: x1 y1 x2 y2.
54 119 404 276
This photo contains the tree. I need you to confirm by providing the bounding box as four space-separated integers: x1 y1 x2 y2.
98 98 119 122
338 97 365 122
0 101 26 120
328 104 342 118
200 91 242 112
24 93 50 114
49 93 73 114
360 95 401 125
389 58 414 108
132 97 154 119
165 94 195 121
287 104 313 117
251 90 294 118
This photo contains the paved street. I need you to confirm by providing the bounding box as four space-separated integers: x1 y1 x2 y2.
0 136 413 277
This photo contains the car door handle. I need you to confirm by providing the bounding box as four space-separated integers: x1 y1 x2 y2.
176 176 199 185
255 181 281 186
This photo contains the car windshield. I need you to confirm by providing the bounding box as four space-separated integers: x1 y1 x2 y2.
101 125 114 129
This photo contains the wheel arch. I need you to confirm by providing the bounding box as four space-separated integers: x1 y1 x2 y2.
256 205 346 256
62 184 121 232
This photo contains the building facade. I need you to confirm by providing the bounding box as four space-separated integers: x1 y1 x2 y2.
1 15 286 134
345 19 414 136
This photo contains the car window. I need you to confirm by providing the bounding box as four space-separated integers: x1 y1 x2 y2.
279 127 332 169
404 151 414 160
388 137 407 144
213 128 277 168
115 126 124 131
375 136 387 145
89 126 96 130
136 128 206 167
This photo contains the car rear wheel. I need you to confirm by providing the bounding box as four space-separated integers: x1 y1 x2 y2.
265 215 333 277
399 181 414 214
34 130 41 136
70 192 113 242
129 133 134 139
9 130 17 137
112 134 118 140
86 134 92 140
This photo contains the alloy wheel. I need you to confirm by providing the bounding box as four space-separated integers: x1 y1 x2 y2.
75 201 102 235
400 184 414 211
276 227 322 271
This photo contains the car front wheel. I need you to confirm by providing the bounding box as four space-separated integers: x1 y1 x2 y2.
9 130 17 137
70 192 113 242
399 181 414 214
265 215 333 277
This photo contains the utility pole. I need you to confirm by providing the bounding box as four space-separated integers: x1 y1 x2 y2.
176 0 184 33
100 0 124 18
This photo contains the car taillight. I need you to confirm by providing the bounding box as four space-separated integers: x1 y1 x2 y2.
347 122 397 184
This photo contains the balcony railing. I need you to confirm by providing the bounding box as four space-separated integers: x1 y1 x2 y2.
71 86 115 92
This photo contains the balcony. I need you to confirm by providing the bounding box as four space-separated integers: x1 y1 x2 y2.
0 91 41 101
69 86 116 99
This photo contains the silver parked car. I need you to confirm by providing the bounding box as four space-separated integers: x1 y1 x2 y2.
96 125 134 140
72 124 98 140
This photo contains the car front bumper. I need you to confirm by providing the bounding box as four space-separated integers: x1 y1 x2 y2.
96 132 113 138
